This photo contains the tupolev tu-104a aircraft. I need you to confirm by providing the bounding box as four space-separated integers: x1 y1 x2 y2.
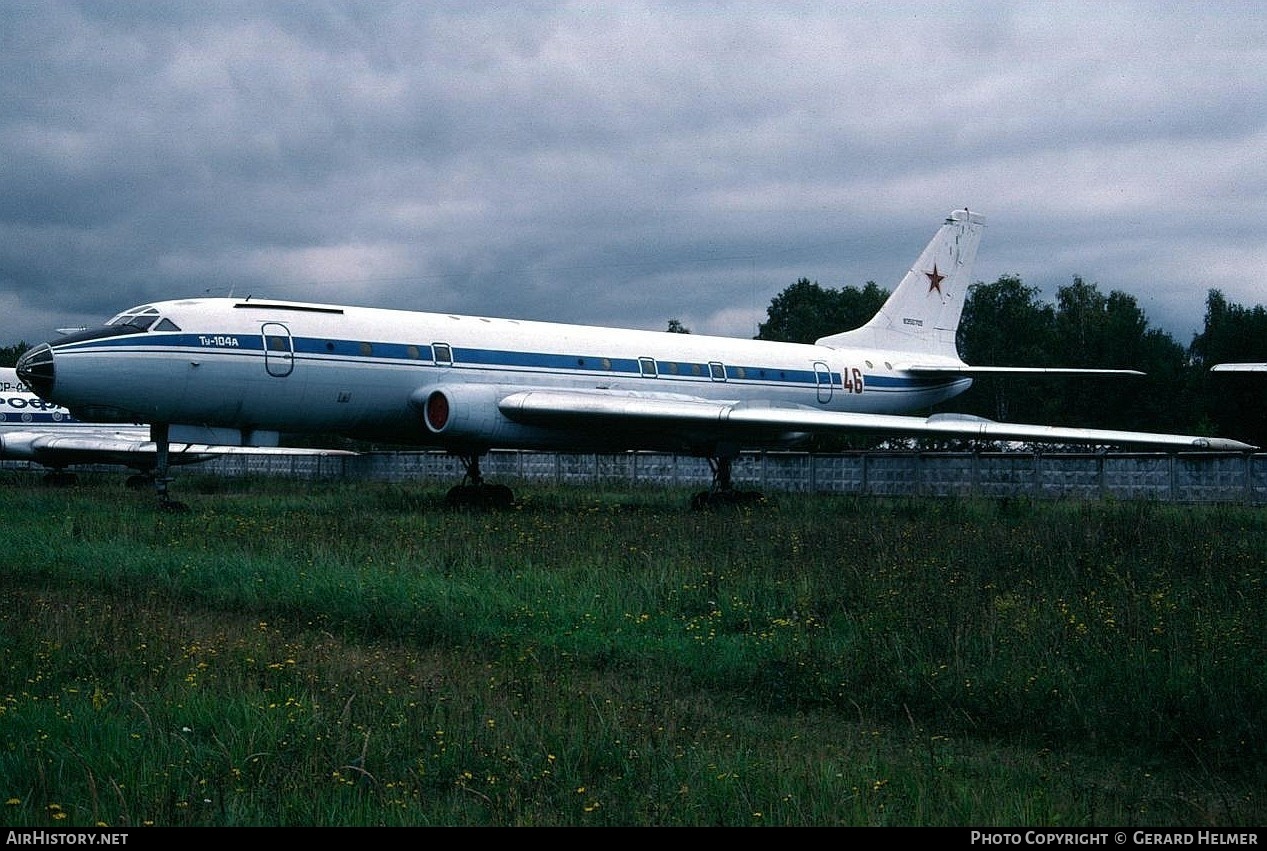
0 366 352 487
16 209 1256 510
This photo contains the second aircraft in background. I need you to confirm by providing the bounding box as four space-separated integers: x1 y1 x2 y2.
0 367 352 487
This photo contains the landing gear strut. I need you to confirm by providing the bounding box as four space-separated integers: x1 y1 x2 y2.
691 453 764 510
446 451 514 508
151 423 189 513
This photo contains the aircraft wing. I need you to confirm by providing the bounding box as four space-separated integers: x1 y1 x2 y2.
1210 363 1267 372
498 389 1256 451
0 428 356 471
903 364 1144 376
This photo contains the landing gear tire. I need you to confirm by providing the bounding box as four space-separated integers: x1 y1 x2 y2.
158 498 191 514
445 451 514 508
690 489 764 510
690 452 763 510
445 483 514 508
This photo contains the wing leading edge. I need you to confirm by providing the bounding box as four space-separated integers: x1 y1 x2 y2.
498 389 1256 452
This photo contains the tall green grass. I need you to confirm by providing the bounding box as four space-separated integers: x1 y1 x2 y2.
1 471 1263 826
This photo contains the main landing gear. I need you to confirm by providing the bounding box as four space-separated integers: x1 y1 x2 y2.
690 454 764 511
446 451 514 508
443 449 762 510
150 424 190 513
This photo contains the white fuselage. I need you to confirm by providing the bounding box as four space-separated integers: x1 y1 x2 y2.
33 298 971 454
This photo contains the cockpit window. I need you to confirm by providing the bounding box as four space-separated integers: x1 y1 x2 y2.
154 318 180 332
106 306 162 330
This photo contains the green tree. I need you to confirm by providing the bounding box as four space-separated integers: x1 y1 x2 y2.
1048 277 1190 432
0 342 30 368
666 318 691 334
954 275 1057 422
756 278 888 343
1189 289 1267 447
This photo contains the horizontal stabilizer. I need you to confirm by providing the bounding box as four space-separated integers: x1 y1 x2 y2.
904 364 1145 376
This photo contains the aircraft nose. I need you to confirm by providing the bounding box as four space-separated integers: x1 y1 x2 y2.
16 343 55 398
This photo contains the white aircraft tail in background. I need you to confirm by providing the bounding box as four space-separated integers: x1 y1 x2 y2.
1211 363 1267 372
17 209 1255 510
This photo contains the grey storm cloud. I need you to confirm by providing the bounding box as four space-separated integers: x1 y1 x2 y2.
2 1 1265 349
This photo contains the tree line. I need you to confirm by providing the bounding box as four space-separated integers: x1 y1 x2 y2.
751 275 1267 449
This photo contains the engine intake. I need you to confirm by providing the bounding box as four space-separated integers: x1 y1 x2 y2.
412 384 512 442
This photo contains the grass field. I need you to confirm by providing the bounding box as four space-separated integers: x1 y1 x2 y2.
1 470 1264 827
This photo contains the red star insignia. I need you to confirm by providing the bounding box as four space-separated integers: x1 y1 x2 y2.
925 264 945 295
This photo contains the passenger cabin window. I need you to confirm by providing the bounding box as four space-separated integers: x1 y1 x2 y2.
709 361 726 381
433 343 453 365
639 357 657 378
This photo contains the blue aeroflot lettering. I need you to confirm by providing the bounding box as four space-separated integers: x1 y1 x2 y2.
16 209 1256 511
3 396 66 411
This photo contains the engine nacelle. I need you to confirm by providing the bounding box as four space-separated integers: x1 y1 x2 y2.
412 384 515 443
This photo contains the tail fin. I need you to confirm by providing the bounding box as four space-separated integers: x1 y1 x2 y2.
816 209 985 358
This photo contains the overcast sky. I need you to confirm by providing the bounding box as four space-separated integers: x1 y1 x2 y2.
3 1 1265 353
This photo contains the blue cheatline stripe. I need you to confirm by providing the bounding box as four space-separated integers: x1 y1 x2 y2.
59 333 964 393
865 374 964 389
